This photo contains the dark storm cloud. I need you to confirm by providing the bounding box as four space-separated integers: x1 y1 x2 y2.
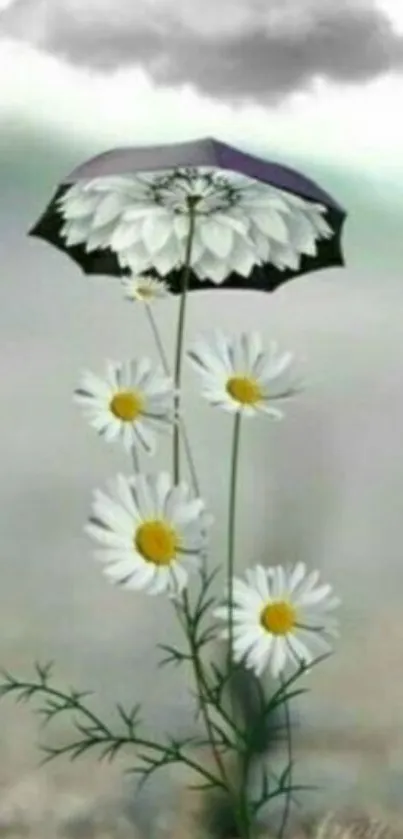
1 0 403 102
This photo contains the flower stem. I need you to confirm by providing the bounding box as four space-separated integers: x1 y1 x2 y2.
180 596 254 839
277 675 293 839
226 411 254 839
173 201 196 485
159 201 234 799
184 604 232 784
133 264 226 798
144 303 200 496
227 411 242 683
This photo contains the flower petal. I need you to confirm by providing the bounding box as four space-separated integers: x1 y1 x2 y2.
92 192 133 229
198 216 234 259
111 221 144 251
250 208 289 244
142 213 173 254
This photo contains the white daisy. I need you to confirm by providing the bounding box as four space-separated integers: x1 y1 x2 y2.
57 166 334 285
187 330 302 419
74 358 174 455
121 272 171 303
213 563 340 679
85 472 212 596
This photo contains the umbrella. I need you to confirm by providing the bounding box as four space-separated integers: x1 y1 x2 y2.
29 137 347 294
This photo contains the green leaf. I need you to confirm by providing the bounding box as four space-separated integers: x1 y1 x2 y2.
156 642 190 669
278 761 294 790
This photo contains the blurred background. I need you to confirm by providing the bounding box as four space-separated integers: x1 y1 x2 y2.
1 0 403 835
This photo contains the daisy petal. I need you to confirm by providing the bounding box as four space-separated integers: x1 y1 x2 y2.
87 472 211 597
214 561 340 678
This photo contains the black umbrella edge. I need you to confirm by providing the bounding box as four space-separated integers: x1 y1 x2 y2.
28 187 347 294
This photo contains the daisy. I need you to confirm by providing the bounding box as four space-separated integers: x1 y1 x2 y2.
57 166 334 285
121 272 171 303
187 330 302 419
74 358 174 455
85 472 212 596
213 563 340 679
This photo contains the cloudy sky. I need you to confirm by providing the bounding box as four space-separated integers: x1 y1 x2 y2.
1 0 403 170
1 0 403 821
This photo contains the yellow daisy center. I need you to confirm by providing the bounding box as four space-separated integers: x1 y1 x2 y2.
137 285 155 299
110 389 145 422
226 375 263 405
135 519 179 566
260 600 296 635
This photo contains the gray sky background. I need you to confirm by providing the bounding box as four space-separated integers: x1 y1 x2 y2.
1 0 403 820
2 0 403 102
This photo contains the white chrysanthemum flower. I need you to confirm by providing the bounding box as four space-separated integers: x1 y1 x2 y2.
74 358 174 455
85 472 211 596
121 272 171 303
213 563 340 678
57 166 334 284
187 330 302 419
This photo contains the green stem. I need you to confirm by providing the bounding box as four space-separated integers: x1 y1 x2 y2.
238 738 253 839
277 675 293 839
0 674 225 791
227 411 242 684
140 215 218 785
185 603 232 789
144 303 200 496
163 200 234 799
173 201 196 485
226 411 253 839
236 798 253 839
126 259 227 801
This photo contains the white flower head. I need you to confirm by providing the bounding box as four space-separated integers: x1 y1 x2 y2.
213 563 340 679
58 167 334 285
121 272 171 303
74 358 174 455
86 472 212 596
187 330 302 419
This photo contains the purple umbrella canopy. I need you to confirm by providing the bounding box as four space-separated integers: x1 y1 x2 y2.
29 137 347 294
